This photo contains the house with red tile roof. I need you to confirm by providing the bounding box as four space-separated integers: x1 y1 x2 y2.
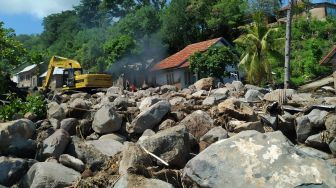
320 45 336 92
150 37 239 89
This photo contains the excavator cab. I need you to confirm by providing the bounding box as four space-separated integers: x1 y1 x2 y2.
63 68 83 87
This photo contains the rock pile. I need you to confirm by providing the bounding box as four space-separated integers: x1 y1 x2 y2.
1 77 335 187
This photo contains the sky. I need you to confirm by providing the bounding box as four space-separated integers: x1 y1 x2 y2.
0 0 80 35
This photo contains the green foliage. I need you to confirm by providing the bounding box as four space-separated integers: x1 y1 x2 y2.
0 22 27 71
234 12 284 85
189 46 239 79
0 93 46 121
103 35 135 65
269 18 335 86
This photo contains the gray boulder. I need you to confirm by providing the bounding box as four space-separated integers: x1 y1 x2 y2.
59 154 85 172
47 102 65 120
194 77 215 91
0 157 28 186
200 126 228 144
295 145 332 160
296 116 313 143
232 80 245 92
179 110 214 140
158 119 176 131
0 119 36 157
119 142 153 175
218 98 257 121
202 96 216 105
192 90 207 97
42 129 70 159
182 130 336 188
21 162 80 188
49 118 60 129
264 89 296 103
113 97 130 110
329 137 336 155
65 136 108 167
169 97 187 106
92 105 122 134
114 173 174 188
60 118 78 135
106 86 123 97
244 89 264 102
305 133 329 151
69 98 90 118
139 96 161 112
307 109 328 128
86 139 123 157
138 129 155 143
140 125 190 168
127 101 171 134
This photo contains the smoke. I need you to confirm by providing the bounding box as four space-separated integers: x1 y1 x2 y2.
108 32 167 87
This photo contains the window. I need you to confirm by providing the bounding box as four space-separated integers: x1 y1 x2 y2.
166 72 174 85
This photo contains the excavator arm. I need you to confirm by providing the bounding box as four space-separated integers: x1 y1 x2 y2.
42 56 82 90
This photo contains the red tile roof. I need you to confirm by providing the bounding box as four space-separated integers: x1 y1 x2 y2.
151 37 224 71
320 46 336 65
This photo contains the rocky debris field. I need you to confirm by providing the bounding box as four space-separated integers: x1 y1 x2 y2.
1 77 336 188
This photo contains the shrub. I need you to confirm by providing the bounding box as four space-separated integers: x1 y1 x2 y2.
0 93 46 121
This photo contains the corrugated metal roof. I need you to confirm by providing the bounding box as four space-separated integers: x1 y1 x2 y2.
40 67 64 77
17 64 37 74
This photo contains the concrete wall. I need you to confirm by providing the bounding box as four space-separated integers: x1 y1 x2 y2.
310 7 327 20
152 68 192 89
17 70 38 88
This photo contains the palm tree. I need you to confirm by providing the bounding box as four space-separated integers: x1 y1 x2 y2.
234 12 283 85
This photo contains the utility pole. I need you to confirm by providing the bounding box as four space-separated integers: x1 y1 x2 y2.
284 0 293 89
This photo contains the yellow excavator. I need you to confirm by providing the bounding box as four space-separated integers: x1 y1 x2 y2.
41 56 112 91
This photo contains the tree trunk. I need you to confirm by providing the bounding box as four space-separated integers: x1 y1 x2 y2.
284 0 293 89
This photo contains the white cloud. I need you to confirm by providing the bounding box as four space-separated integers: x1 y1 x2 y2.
0 0 80 19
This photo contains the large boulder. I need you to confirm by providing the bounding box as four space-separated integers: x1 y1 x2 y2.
65 136 108 167
138 96 161 112
119 142 153 174
263 89 296 103
92 105 122 134
194 77 215 91
127 101 171 134
113 97 130 111
231 81 245 92
47 102 65 120
182 130 336 188
218 98 257 121
41 129 70 159
106 86 123 97
0 157 28 186
68 98 90 118
60 118 78 135
140 125 190 168
244 89 264 102
114 173 174 188
179 110 214 140
307 109 328 128
0 119 36 157
21 162 80 188
86 139 123 157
